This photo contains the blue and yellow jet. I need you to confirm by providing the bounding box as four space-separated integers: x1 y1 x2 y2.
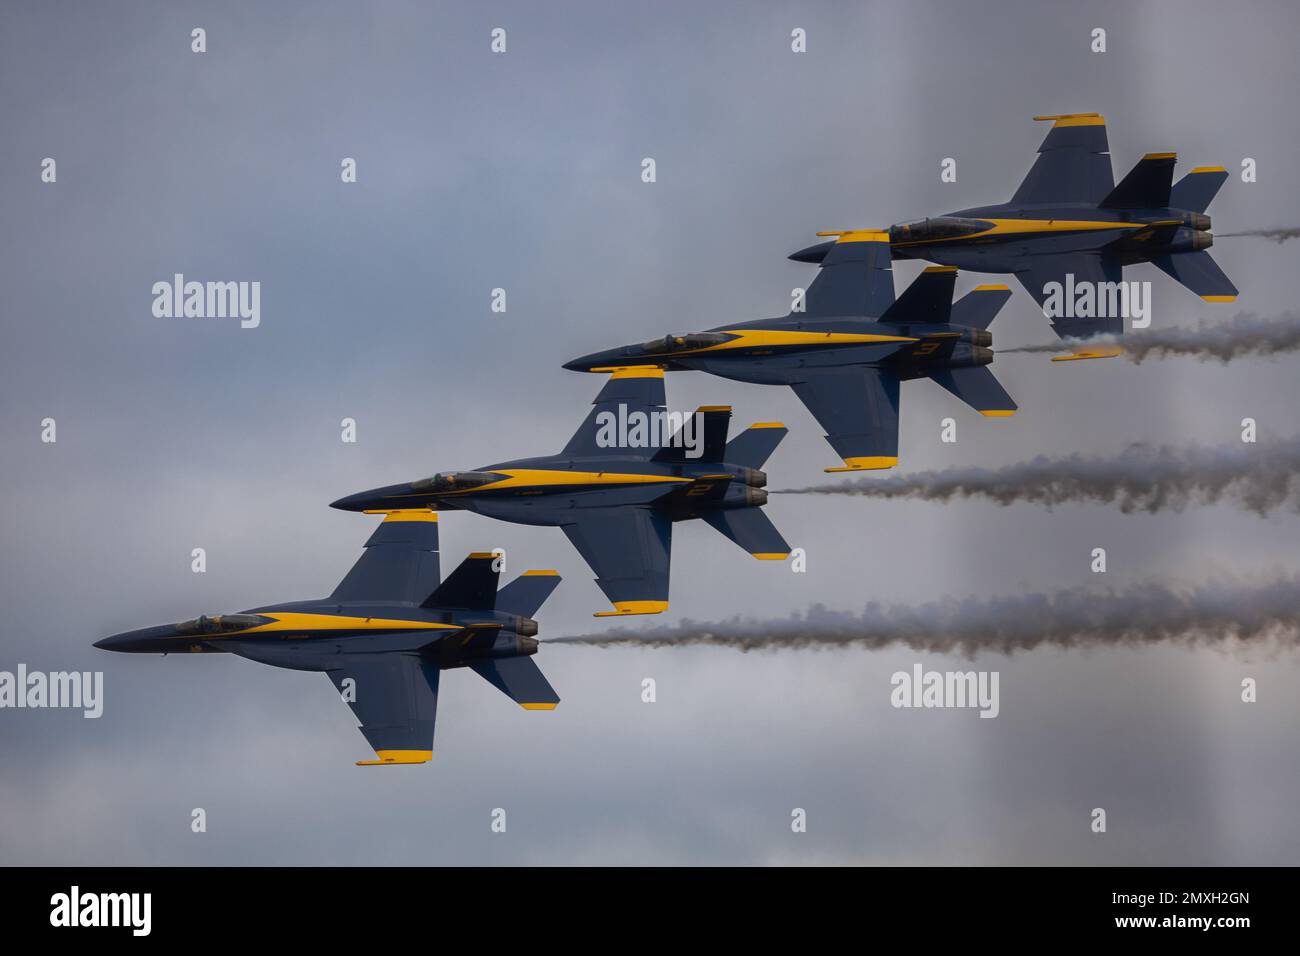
331 369 790 617
564 233 1016 473
95 511 562 765
877 112 1236 341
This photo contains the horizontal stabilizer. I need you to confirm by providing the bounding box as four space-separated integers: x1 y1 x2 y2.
1151 251 1237 301
881 266 957 324
1169 166 1227 213
421 552 500 610
700 507 790 560
724 422 787 469
949 284 1012 330
1101 152 1176 209
469 656 560 710
928 366 1017 416
495 570 561 618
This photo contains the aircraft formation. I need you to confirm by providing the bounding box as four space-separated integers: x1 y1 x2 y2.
99 113 1240 764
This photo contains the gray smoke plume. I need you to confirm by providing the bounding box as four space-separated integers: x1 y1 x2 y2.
546 576 1300 655
1217 227 1300 243
999 312 1300 363
773 436 1300 515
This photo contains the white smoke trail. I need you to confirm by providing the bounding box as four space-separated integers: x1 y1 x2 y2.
999 312 1300 363
546 576 1300 655
773 437 1300 515
1216 227 1300 243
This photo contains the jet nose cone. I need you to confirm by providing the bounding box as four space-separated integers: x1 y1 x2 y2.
563 351 609 372
94 632 134 651
94 625 177 652
330 491 370 512
331 483 419 512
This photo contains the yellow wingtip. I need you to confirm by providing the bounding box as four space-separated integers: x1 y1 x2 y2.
1201 295 1237 302
356 750 432 766
590 365 666 379
364 508 439 522
824 456 898 473
1051 347 1123 362
1033 112 1104 127
594 600 669 618
815 229 890 243
520 702 558 711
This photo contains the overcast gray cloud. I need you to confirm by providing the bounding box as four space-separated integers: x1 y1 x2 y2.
2 0 1299 865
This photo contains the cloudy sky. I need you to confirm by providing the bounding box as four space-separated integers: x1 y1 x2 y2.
2 0 1299 864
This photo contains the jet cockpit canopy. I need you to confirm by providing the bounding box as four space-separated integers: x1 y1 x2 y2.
890 217 993 243
410 471 504 494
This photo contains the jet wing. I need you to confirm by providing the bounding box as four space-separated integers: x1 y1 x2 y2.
1014 253 1125 339
562 367 667 458
1010 114 1114 207
803 230 895 317
330 510 441 605
790 368 901 472
561 507 672 616
324 653 441 765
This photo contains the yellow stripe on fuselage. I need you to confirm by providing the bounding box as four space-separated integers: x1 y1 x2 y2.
438 469 692 496
660 329 918 358
241 613 460 635
892 219 1145 248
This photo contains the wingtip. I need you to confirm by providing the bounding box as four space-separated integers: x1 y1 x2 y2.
593 600 669 618
824 456 898 473
1033 112 1104 127
1050 347 1123 362
356 749 432 766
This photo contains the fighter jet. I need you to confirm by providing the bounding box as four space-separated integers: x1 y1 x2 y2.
878 112 1236 345
331 368 790 617
94 510 562 765
564 231 1015 473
